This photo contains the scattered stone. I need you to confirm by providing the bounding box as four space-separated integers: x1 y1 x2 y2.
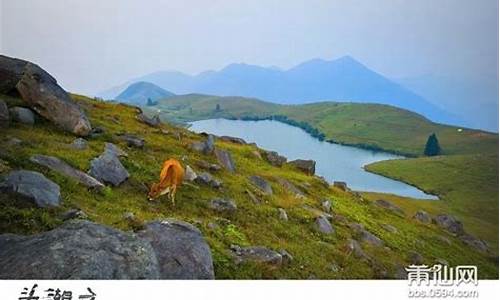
333 181 348 191
249 175 273 195
315 215 334 234
459 234 489 252
0 99 9 126
219 135 246 144
117 133 145 148
194 172 222 189
278 208 288 221
276 177 304 199
190 135 214 155
302 205 333 220
30 154 104 190
104 142 128 157
61 209 88 221
0 170 60 208
184 165 197 182
263 150 287 167
0 55 92 136
433 214 464 235
321 199 332 212
349 222 383 246
288 159 316 175
137 219 215 279
137 113 160 127
71 138 88 150
209 198 237 213
196 160 221 172
89 150 129 186
407 251 424 265
0 220 158 279
346 239 367 259
123 212 135 221
381 224 398 233
375 199 405 216
232 246 282 266
214 148 236 173
413 210 432 224
279 249 293 264
9 106 34 125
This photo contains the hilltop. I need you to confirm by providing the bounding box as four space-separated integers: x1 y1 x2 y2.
116 81 175 106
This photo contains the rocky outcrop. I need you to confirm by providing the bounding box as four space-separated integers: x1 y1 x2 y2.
433 214 464 235
137 220 215 279
0 55 92 136
315 215 334 234
249 175 273 195
263 150 287 167
209 198 237 213
137 113 161 127
0 170 60 207
9 106 34 125
190 135 215 155
89 150 129 186
231 245 283 266
413 210 432 224
214 148 236 173
30 154 104 190
0 219 215 279
288 159 315 175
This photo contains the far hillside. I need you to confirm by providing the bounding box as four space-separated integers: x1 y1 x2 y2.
116 81 175 106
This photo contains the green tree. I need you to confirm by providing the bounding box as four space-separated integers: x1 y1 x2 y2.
424 133 441 156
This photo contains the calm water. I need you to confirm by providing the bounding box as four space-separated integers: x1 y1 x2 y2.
189 119 437 199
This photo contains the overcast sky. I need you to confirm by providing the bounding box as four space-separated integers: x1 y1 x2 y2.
1 0 498 96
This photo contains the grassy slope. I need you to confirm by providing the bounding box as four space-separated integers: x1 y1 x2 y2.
1 94 497 278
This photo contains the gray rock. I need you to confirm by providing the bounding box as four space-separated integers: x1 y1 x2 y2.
190 135 215 155
0 55 92 136
104 142 128 157
375 199 405 216
0 99 9 126
249 175 273 195
278 208 288 221
0 170 60 208
219 135 246 144
433 214 464 235
137 113 160 127
288 159 315 175
279 249 293 264
0 220 159 279
209 198 237 213
333 181 348 191
408 251 424 265
276 177 304 198
89 150 129 186
349 222 383 246
9 106 34 125
30 154 104 190
214 148 236 173
123 212 135 221
413 210 432 224
138 219 215 279
381 224 398 233
232 246 282 266
346 239 367 259
459 234 489 252
117 133 145 148
196 160 221 172
184 165 197 182
263 150 287 167
194 172 222 189
393 264 408 279
315 215 334 234
61 209 88 221
321 199 332 212
71 138 88 150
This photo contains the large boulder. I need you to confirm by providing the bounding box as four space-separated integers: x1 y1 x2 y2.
190 135 215 155
89 150 129 186
137 113 161 127
0 220 160 279
30 154 104 190
0 55 92 136
263 150 287 167
433 214 464 235
0 170 60 207
288 159 315 175
214 148 236 173
0 99 10 126
9 106 34 125
249 175 273 195
137 220 215 279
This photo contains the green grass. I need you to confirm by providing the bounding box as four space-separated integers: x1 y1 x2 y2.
0 94 497 279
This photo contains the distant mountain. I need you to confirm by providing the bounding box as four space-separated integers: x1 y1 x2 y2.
99 56 459 125
115 81 175 106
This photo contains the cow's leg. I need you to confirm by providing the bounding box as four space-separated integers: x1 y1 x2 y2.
170 185 177 206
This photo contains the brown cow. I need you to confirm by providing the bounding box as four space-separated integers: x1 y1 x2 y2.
148 158 185 206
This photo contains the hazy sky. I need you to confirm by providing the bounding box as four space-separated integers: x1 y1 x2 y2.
1 0 498 96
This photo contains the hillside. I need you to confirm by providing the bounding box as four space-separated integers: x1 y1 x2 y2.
1 93 497 279
150 94 498 157
116 81 175 106
99 56 459 126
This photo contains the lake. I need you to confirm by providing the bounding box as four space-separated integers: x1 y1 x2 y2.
189 118 438 199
